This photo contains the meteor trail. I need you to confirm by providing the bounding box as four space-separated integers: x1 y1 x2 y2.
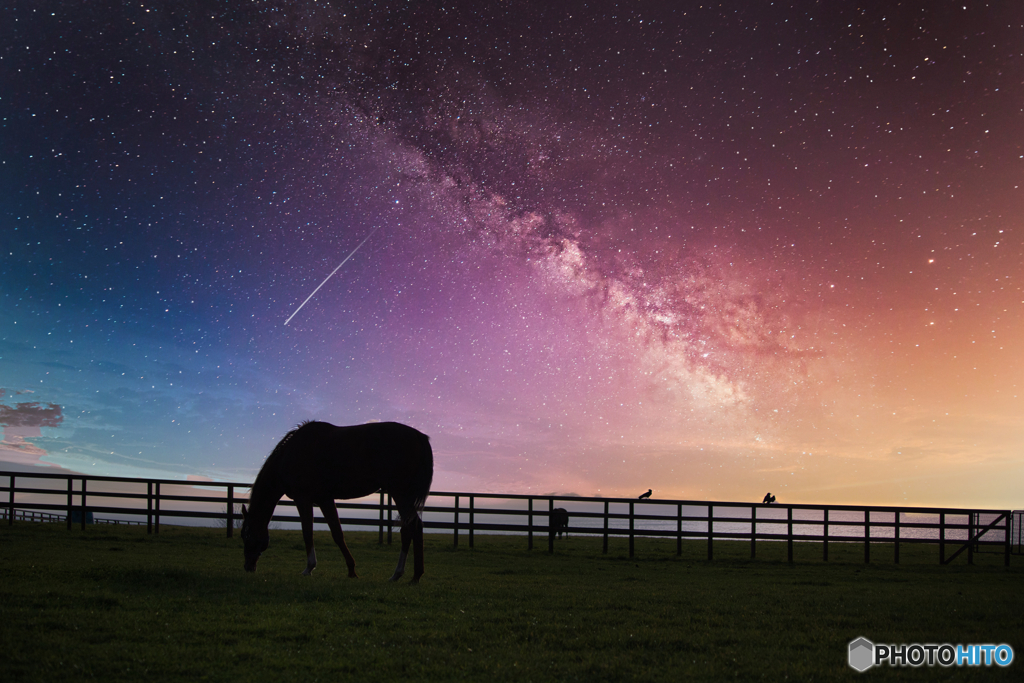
284 226 380 326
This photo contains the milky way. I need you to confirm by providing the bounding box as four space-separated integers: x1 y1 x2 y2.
2 1 1022 506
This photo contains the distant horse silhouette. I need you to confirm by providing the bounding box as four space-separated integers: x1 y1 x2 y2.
550 508 569 538
638 489 652 499
241 421 433 583
762 492 776 504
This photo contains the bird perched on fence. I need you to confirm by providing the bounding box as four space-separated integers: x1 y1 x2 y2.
762 492 776 504
638 489 652 499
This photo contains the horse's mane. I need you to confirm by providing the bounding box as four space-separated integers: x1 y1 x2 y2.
249 421 309 503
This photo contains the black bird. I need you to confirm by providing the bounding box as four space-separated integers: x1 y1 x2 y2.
638 489 652 499
762 492 776 504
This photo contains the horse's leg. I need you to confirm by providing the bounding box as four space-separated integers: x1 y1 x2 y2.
390 516 413 582
298 502 317 576
411 513 425 584
319 500 358 578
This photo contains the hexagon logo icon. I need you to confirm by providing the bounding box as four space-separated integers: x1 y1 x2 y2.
849 637 875 672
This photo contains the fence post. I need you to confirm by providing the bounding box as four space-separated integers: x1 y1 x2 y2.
602 500 609 554
548 498 555 553
1005 511 1011 567
750 505 756 559
227 485 234 538
453 495 459 548
823 508 829 561
864 510 870 564
629 501 635 559
528 498 533 551
379 491 385 545
155 482 160 534
469 496 474 549
967 513 974 565
678 503 683 557
80 478 87 530
939 512 945 564
67 477 73 530
7 475 13 526
787 506 793 563
707 505 713 561
894 509 900 564
387 493 393 545
147 482 153 534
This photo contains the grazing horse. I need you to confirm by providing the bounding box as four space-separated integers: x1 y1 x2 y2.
549 507 569 538
241 420 433 583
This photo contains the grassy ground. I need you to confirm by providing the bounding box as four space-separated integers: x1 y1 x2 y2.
0 522 1020 682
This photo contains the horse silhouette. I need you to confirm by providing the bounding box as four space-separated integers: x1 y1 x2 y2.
241 420 433 582
638 489 652 499
550 508 569 538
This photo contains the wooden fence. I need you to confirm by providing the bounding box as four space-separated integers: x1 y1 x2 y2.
1 470 1016 566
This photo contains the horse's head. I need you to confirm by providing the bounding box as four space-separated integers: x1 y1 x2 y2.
240 504 269 572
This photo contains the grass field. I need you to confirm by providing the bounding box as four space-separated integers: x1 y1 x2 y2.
1 522 1020 681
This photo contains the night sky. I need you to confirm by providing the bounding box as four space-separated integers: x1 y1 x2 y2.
2 1 1022 507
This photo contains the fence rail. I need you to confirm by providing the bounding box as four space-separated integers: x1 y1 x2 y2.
2 470 1016 566
0 507 145 526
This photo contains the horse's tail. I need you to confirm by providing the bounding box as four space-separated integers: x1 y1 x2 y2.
411 433 434 514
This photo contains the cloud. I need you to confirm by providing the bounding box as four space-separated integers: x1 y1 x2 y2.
0 399 64 466
0 402 64 428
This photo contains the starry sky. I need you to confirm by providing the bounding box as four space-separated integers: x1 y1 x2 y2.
2 1 1022 508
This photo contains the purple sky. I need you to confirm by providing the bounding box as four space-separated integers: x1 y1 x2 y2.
2 1 1022 507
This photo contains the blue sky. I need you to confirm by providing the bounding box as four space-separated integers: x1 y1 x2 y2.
3 1 1022 508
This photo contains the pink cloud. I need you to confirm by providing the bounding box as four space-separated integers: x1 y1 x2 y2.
0 401 64 467
0 402 64 428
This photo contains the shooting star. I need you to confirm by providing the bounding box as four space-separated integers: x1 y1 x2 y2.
284 226 380 326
